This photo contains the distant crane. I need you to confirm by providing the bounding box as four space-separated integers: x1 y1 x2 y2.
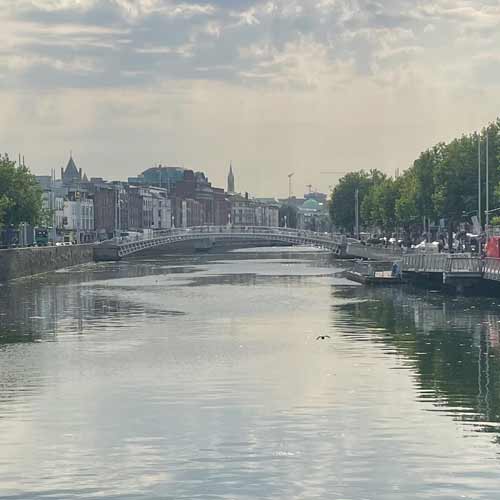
320 170 353 189
320 171 352 175
288 173 294 199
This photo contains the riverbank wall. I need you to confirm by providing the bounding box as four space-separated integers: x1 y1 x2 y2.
0 245 95 282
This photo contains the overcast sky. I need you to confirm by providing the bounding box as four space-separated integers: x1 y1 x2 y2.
1 0 499 197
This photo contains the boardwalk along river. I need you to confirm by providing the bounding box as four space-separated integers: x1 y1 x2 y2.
2 248 500 499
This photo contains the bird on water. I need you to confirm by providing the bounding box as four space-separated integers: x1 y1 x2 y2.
316 335 331 340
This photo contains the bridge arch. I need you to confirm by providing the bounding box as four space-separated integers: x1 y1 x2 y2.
94 226 347 261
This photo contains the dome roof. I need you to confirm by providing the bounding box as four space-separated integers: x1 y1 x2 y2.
302 198 320 210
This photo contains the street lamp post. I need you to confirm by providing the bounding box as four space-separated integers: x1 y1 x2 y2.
284 215 287 229
486 132 490 227
114 188 119 239
118 195 122 234
75 193 81 244
354 188 359 240
478 134 482 229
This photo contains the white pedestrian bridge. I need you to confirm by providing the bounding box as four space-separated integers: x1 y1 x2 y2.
94 226 348 261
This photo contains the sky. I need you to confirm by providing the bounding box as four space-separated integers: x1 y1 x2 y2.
1 0 499 197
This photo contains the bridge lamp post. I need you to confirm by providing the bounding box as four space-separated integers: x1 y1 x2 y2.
227 212 232 227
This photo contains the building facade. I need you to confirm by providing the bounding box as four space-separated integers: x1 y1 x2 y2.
150 188 172 230
92 184 129 240
63 198 95 243
230 193 256 225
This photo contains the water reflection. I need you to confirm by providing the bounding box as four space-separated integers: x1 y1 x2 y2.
2 251 500 499
0 251 335 344
332 285 500 438
0 277 186 344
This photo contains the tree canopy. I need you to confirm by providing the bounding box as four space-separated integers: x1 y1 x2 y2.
329 118 500 236
0 155 44 228
329 169 385 233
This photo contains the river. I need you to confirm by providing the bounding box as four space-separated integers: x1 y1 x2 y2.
1 248 500 499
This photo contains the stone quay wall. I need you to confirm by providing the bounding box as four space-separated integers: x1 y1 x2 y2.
0 245 95 282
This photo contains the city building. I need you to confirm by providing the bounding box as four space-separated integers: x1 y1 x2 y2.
296 194 330 232
304 191 328 204
128 165 185 192
36 156 96 243
150 187 172 230
61 155 82 186
213 187 231 226
63 196 95 243
254 199 280 227
126 186 145 231
34 155 292 244
36 173 66 243
229 193 256 225
228 194 279 227
129 165 229 227
92 183 128 240
183 198 203 227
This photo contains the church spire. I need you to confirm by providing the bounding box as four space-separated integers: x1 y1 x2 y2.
227 162 235 193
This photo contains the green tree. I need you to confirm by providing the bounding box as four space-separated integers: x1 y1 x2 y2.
0 155 44 228
395 169 418 227
330 118 500 243
432 135 479 248
329 169 384 233
413 146 441 221
0 194 12 226
361 175 401 232
486 120 500 218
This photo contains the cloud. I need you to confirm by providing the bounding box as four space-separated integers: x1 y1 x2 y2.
2 0 500 196
2 0 498 90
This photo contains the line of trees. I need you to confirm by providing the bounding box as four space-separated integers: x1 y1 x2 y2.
0 155 45 228
329 119 500 243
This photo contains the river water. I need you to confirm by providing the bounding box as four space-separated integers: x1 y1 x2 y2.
1 248 500 499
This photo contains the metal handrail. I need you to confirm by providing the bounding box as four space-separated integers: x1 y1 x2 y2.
103 226 347 246
100 225 348 258
402 253 483 274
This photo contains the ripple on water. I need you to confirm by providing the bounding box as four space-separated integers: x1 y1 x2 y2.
1 253 500 499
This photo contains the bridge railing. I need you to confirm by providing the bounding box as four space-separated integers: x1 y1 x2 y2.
484 258 500 281
402 253 483 274
446 254 483 274
103 226 347 247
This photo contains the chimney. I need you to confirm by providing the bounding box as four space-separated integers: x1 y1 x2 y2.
245 192 249 200
79 168 82 179
61 167 64 179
